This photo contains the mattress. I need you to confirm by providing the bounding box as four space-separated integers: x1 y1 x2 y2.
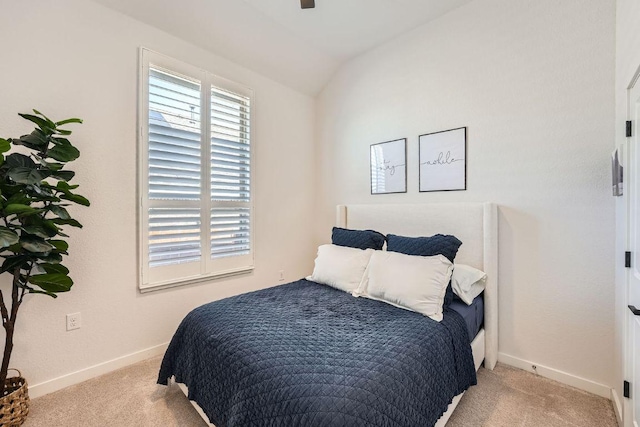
449 294 484 342
158 279 477 427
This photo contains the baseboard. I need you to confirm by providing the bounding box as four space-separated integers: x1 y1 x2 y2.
611 388 623 426
497 352 611 398
29 342 169 399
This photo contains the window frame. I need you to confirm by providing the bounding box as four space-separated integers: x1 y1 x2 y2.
138 48 255 292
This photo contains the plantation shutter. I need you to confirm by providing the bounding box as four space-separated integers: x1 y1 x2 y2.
210 86 251 261
140 49 254 291
148 68 203 270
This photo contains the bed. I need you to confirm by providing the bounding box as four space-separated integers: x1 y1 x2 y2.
158 202 498 426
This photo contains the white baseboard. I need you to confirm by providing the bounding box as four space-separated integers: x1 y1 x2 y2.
611 388 623 426
28 342 169 399
497 352 611 399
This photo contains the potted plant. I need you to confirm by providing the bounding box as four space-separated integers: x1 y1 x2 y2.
0 110 89 425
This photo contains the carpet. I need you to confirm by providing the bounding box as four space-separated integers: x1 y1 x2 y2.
23 356 617 427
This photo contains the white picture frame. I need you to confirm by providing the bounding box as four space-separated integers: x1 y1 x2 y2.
370 138 407 195
419 127 467 192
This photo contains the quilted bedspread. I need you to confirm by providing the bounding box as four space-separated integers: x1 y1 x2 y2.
158 279 477 427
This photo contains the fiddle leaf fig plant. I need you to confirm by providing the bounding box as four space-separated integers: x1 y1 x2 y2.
0 110 89 394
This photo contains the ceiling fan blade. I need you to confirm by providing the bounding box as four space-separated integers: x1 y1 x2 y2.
301 0 315 9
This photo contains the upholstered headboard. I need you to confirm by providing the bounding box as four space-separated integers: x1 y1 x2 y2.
336 203 498 370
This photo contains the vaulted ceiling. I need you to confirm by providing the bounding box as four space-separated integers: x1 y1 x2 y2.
92 0 474 95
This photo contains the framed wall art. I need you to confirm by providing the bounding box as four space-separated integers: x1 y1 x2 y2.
419 127 466 192
370 138 407 195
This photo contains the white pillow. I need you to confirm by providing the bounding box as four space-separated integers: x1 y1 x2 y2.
451 264 487 305
361 251 453 322
307 244 374 293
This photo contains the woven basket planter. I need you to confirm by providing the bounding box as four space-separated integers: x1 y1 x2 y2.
0 369 29 426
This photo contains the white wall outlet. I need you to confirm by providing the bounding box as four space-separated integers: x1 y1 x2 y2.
66 312 81 331
278 270 285 281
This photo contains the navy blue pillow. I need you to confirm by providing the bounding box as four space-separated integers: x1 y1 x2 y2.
386 233 462 306
332 227 386 251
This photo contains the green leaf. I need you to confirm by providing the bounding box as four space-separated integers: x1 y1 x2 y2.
55 118 82 126
49 205 70 219
21 225 54 239
28 273 73 293
5 192 30 205
28 289 57 298
28 184 57 199
47 144 79 162
8 167 49 185
42 220 60 234
56 181 79 191
39 253 62 264
0 256 30 274
60 193 89 206
20 236 54 253
54 129 72 136
51 218 83 228
19 113 54 132
42 161 64 171
0 139 11 154
33 156 64 171
40 263 69 275
5 243 22 253
4 204 36 215
50 137 71 146
30 264 46 275
15 130 49 150
51 170 75 181
49 240 69 252
0 227 19 247
5 153 36 169
30 110 55 126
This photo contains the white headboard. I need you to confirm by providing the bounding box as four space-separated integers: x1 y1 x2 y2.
336 203 498 370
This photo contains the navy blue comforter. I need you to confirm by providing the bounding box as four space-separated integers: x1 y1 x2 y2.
158 280 476 427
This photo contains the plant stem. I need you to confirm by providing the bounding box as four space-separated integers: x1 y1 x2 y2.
0 268 23 395
0 290 8 327
0 322 14 396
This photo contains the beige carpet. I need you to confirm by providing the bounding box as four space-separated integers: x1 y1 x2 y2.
22 356 617 427
447 365 617 427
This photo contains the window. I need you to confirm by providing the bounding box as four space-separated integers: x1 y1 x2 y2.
139 49 253 291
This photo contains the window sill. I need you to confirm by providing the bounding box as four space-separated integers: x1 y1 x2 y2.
139 266 254 293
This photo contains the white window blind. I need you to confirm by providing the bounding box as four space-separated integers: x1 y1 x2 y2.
139 49 254 291
210 86 251 260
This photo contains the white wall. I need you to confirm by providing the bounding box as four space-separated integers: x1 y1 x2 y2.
316 0 616 393
614 0 640 422
0 0 619 402
0 0 316 394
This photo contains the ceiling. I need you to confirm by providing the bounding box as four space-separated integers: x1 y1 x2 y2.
92 0 474 95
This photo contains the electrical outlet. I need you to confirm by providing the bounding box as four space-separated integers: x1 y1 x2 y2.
66 312 81 331
278 270 285 281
